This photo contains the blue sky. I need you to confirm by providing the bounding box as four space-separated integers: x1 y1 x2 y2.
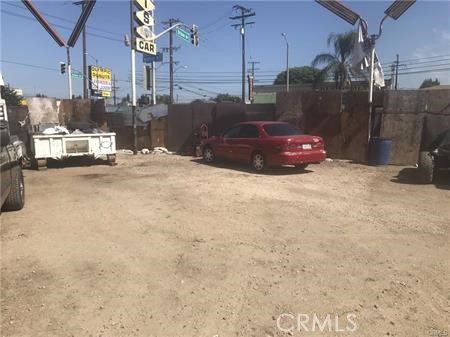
1 0 450 102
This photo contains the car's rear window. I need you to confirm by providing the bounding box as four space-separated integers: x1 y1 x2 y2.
263 123 302 136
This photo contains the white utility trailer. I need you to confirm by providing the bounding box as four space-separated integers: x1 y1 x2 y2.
31 132 116 169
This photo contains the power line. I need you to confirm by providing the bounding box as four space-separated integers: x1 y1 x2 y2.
2 2 123 38
1 9 123 43
0 60 59 72
200 9 232 30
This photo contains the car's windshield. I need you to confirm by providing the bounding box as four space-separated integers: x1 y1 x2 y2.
263 123 302 136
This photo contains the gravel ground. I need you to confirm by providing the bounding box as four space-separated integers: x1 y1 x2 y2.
1 153 449 337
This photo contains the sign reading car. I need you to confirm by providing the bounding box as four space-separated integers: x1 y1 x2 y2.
135 37 156 55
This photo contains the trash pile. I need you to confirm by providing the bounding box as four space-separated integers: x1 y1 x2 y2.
120 147 174 155
38 121 105 135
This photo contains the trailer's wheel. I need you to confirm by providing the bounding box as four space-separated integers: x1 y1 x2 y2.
3 166 25 211
36 158 47 171
107 154 117 166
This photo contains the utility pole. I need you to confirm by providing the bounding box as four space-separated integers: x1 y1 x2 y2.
395 53 399 90
162 18 180 104
74 1 88 99
248 61 259 102
112 75 119 105
281 33 289 92
129 0 137 154
230 5 255 103
390 63 395 89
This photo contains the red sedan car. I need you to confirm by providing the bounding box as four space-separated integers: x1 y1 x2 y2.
201 121 326 171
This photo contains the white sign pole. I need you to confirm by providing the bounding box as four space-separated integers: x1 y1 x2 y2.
130 0 137 154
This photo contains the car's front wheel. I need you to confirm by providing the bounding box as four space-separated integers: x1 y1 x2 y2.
203 146 215 163
418 151 434 183
3 166 25 211
252 152 265 171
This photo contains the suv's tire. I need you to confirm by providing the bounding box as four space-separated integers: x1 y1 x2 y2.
418 151 434 183
295 164 308 170
3 166 25 211
252 152 265 171
203 146 215 163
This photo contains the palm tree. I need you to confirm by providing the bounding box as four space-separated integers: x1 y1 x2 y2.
312 30 358 90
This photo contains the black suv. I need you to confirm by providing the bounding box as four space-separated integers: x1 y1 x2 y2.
418 129 450 183
1 120 25 211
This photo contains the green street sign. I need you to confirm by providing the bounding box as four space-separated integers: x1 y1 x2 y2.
176 27 190 43
71 70 82 79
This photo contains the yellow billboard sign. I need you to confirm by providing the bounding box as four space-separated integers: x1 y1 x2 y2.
89 65 112 97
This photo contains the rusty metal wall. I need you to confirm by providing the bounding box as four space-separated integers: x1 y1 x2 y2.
59 99 106 128
111 125 151 150
150 117 167 148
167 102 276 153
276 90 371 162
381 89 450 165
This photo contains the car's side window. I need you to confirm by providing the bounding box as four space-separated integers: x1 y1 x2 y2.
239 125 259 138
223 126 242 138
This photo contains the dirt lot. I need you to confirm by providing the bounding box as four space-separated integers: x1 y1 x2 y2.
1 153 449 337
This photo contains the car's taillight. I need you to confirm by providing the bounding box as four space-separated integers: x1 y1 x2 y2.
312 137 324 148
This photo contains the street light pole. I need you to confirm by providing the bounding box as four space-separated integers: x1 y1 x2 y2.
282 33 289 92
129 0 137 154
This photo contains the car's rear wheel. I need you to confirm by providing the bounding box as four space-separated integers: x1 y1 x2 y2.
203 146 215 163
252 152 265 171
3 166 25 211
295 164 308 170
418 151 434 183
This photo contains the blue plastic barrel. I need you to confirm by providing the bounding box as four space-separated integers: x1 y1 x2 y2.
368 137 392 166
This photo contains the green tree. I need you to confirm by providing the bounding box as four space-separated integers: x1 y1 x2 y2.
212 93 242 103
1 85 23 106
273 66 323 86
419 78 440 89
311 30 358 89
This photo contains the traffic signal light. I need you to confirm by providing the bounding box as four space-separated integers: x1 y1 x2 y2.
190 25 199 47
60 62 66 74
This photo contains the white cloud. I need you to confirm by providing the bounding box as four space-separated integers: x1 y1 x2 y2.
441 31 450 41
